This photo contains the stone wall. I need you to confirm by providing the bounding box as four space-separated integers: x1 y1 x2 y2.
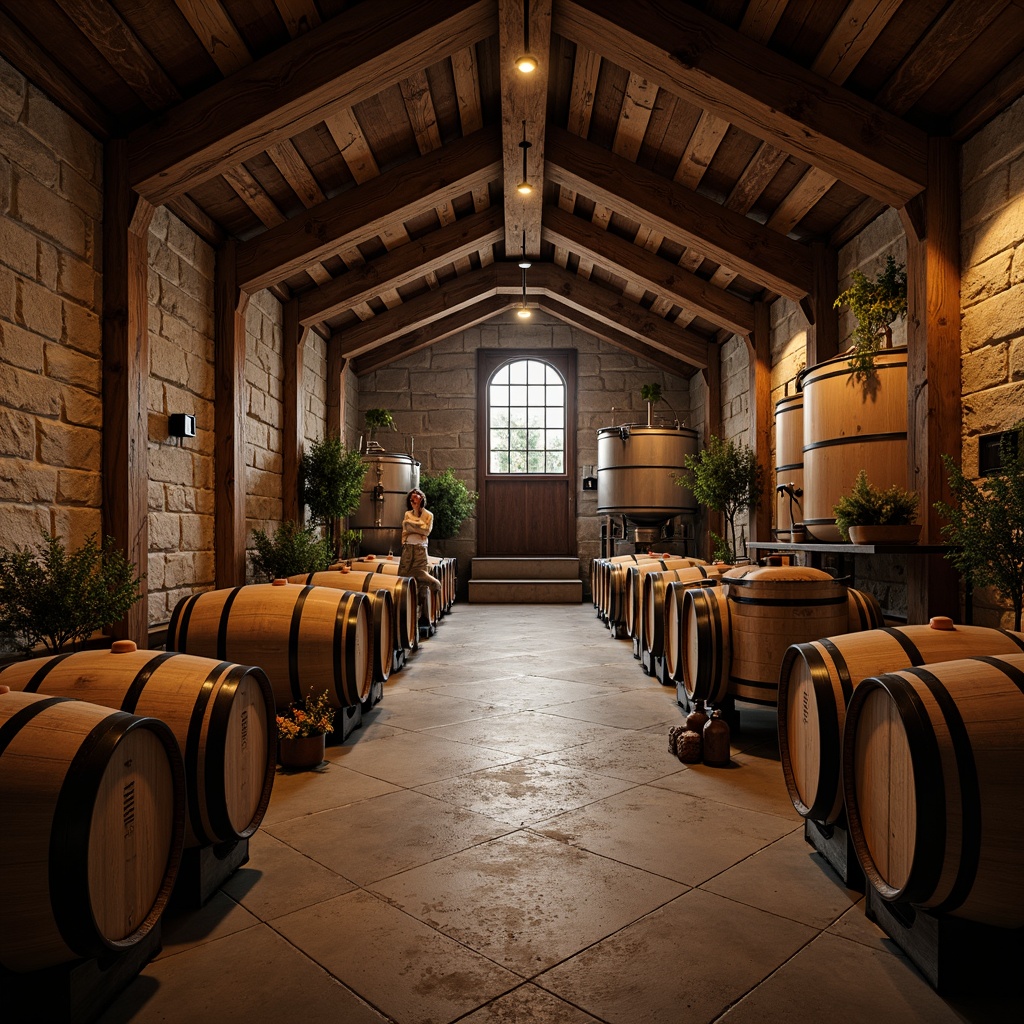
0 56 103 552
959 93 1024 627
356 310 696 593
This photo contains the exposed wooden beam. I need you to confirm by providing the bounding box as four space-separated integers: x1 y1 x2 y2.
546 126 813 301
541 205 755 336
554 0 928 207
746 301 773 546
299 206 504 326
173 0 251 75
235 127 502 292
500 0 551 258
952 49 1024 140
326 339 345 440
128 0 496 205
812 0 905 82
273 0 322 37
282 297 308 524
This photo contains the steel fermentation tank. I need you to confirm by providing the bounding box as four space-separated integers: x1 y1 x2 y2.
349 446 421 555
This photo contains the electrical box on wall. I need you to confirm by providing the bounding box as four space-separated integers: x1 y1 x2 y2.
169 414 197 438
978 429 1019 476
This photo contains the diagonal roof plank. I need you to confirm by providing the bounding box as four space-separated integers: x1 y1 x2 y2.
127 0 496 206
541 205 755 336
500 0 551 259
351 296 514 376
539 298 697 380
553 0 928 208
235 128 502 293
545 126 813 302
298 206 505 326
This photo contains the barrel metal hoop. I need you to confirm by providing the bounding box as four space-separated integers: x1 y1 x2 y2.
880 627 925 665
997 630 1024 655
0 695 72 754
217 587 244 662
775 461 803 472
727 594 847 607
803 358 907 386
19 652 76 694
803 431 907 452
121 652 178 713
184 661 233 844
287 587 313 704
801 639 848 820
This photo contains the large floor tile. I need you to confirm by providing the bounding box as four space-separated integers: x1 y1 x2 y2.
534 726 688 784
422 675 625 710
274 888 521 1024
259 759 399 827
364 686 510 731
264 787 513 885
540 686 682 730
536 888 815 1023
156 890 259 959
458 983 604 1022
415 757 636 826
99 925 389 1024
371 829 686 975
535 784 796 885
716 931 971 1024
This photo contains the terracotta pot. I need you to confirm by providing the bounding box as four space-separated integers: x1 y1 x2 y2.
847 524 921 545
278 732 326 770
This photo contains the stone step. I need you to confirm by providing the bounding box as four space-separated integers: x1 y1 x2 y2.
471 557 580 581
467 579 584 604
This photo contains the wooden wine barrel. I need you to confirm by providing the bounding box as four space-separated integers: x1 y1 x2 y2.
428 555 456 612
778 620 1024 825
680 585 731 703
0 691 185 972
847 588 885 632
626 558 707 639
802 346 908 542
308 569 419 652
725 567 852 706
641 565 723 658
167 581 372 710
595 553 669 619
366 588 395 684
0 643 276 848
843 653 1024 929
347 558 442 625
774 391 804 540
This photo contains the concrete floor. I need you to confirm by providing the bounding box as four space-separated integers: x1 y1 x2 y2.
100 603 1020 1024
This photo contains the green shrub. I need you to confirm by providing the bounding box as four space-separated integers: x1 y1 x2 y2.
832 470 919 541
250 520 332 581
420 468 478 540
301 437 367 554
0 531 144 652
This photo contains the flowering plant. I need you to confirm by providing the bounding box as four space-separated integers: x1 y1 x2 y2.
277 690 335 740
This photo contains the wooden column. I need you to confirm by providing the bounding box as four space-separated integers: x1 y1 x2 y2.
701 343 723 557
102 138 153 647
746 303 773 548
326 333 346 442
282 297 309 524
900 136 961 621
805 241 839 366
214 240 249 588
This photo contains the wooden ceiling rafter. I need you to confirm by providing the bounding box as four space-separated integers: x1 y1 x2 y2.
172 0 251 75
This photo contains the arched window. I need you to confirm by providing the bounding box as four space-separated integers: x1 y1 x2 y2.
487 357 566 473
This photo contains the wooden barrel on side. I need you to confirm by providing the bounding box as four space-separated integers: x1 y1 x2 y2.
167 581 372 710
774 391 803 540
725 567 851 706
428 555 456 612
843 653 1024 929
680 585 731 704
778 620 1024 825
626 558 706 639
349 558 441 625
641 565 721 659
802 347 908 542
307 569 419 652
663 579 723 681
0 691 185 972
595 553 668 619
0 644 276 848
847 588 885 631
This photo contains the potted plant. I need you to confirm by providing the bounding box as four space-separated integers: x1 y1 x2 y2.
420 468 478 546
249 520 333 581
276 689 335 770
832 469 920 544
679 435 764 563
935 425 1024 630
364 408 396 448
301 436 367 558
0 530 144 653
833 254 907 382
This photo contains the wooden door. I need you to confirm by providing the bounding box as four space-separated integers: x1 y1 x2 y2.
476 349 576 556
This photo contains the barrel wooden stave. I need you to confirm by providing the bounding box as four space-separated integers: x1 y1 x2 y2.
843 653 1024 929
641 566 723 658
0 647 276 847
626 559 708 640
681 585 731 703
0 691 185 972
778 623 1024 824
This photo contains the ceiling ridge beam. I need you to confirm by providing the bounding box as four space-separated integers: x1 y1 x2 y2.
554 0 928 207
546 126 813 302
235 127 502 293
128 0 496 205
541 205 755 336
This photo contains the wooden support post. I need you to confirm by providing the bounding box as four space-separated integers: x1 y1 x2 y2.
806 241 839 365
282 298 308 524
102 139 153 648
326 333 346 442
747 304 773 549
214 241 249 589
701 344 723 557
900 137 961 622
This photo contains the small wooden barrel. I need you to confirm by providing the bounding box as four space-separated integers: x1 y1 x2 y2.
774 391 804 540
680 585 731 703
366 588 395 684
310 569 419 652
779 621 1024 825
0 691 185 972
641 565 722 658
626 558 706 639
349 558 441 625
167 581 372 710
802 346 908 541
725 567 851 706
595 553 668 618
847 588 885 632
0 644 276 848
843 653 1024 929
663 579 721 681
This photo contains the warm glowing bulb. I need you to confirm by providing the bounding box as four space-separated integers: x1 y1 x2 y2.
516 53 538 73
517 306 532 319
517 180 533 196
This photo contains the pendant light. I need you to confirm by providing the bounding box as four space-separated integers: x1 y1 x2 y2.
516 0 538 73
517 120 533 196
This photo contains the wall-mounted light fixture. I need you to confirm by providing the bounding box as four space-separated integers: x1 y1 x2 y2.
168 413 196 438
517 231 532 320
517 120 533 196
516 0 537 73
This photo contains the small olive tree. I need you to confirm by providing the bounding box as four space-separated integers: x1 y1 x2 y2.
420 468 478 542
301 437 367 557
679 435 764 562
249 520 333 581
